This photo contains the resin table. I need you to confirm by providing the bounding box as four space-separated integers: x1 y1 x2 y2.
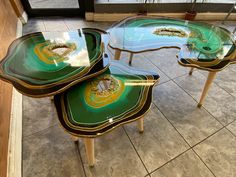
0 28 109 97
0 28 159 166
108 16 236 107
54 61 159 166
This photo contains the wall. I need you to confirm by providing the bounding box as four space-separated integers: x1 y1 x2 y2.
0 0 19 177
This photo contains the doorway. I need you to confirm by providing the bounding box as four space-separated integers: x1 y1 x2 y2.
21 0 86 17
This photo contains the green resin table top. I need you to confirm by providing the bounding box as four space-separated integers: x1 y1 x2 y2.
54 61 159 137
108 16 236 70
0 28 109 97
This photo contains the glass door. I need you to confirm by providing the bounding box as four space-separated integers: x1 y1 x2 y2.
21 0 86 17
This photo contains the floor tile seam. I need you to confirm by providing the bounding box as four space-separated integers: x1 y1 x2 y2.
213 80 236 99
122 126 150 175
197 70 236 99
191 148 217 177
41 17 47 31
63 19 71 30
171 77 225 127
224 126 236 137
190 126 225 149
137 55 172 79
75 141 88 177
173 76 236 128
22 123 59 140
152 100 229 149
106 47 172 83
146 57 172 80
42 17 69 31
148 147 192 175
151 103 192 148
154 79 171 86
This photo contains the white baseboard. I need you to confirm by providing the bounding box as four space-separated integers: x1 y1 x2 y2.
7 19 23 177
19 11 28 25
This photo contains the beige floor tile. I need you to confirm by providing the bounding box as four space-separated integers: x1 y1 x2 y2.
213 68 236 98
153 81 222 146
174 71 236 125
143 49 188 79
23 97 59 137
227 120 236 136
124 105 189 172
43 19 68 31
23 125 85 177
79 128 148 177
151 150 214 177
118 52 170 84
64 18 90 30
23 18 46 34
194 128 236 177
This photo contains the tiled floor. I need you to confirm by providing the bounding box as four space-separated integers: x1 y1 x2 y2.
22 17 236 177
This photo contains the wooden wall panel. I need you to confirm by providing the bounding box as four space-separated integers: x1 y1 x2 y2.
10 0 24 17
0 0 18 177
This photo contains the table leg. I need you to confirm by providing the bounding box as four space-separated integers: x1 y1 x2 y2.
114 49 121 60
71 135 79 143
129 52 134 66
137 118 144 133
189 67 194 75
198 71 216 108
84 138 95 167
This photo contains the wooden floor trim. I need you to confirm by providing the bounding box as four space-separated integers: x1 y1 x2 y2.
7 19 22 177
86 12 236 21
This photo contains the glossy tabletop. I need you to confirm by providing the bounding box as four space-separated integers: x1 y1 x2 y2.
108 16 236 70
54 61 159 137
0 28 109 97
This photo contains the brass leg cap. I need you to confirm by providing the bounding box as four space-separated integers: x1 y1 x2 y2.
197 103 202 108
139 130 144 134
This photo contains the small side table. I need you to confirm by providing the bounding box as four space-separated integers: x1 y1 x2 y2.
54 61 159 166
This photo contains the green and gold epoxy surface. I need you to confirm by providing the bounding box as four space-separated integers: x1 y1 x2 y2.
108 16 236 70
54 61 159 137
0 28 109 97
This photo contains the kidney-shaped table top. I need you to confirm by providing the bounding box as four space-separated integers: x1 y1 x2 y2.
108 16 236 71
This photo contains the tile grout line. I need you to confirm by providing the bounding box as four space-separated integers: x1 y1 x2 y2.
74 141 88 177
149 147 191 175
152 102 193 150
172 76 236 137
22 123 59 140
149 103 193 174
153 79 235 176
108 48 190 85
152 101 219 177
63 19 70 31
191 148 217 177
225 126 236 137
171 77 225 127
197 70 236 99
172 74 236 132
122 126 150 175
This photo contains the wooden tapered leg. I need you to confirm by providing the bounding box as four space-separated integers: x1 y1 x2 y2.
189 67 194 75
198 71 216 108
71 135 79 143
137 118 144 133
114 49 121 60
84 138 95 167
129 52 134 66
